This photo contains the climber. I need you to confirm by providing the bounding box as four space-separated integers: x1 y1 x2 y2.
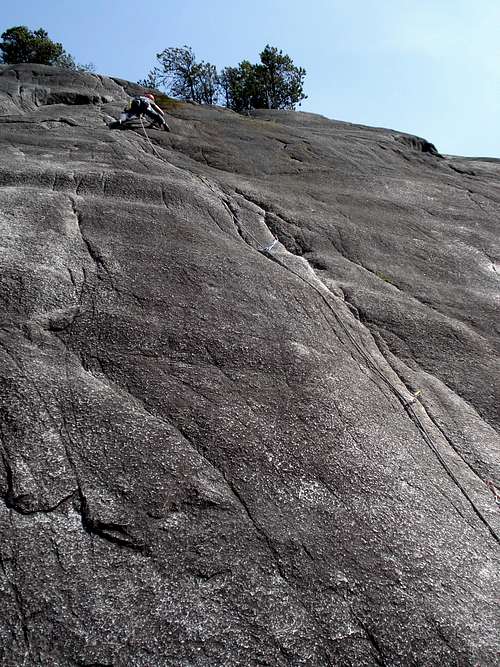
115 93 170 131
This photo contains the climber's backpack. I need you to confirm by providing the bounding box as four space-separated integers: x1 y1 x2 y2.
130 96 149 115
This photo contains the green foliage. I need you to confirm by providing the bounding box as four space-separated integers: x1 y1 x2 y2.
220 61 265 113
151 92 184 111
142 46 219 105
140 44 307 113
196 61 219 106
219 45 307 112
375 271 395 285
0 26 64 65
0 25 93 72
54 51 95 73
257 45 307 110
137 71 161 89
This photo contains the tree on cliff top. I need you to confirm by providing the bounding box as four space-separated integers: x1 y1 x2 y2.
256 45 307 110
220 61 266 113
0 26 63 65
0 26 94 71
221 46 306 112
141 44 306 112
141 46 219 105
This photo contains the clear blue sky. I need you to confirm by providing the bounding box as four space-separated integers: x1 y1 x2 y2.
2 0 499 157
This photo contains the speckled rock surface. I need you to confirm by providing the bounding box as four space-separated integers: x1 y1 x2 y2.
0 63 499 666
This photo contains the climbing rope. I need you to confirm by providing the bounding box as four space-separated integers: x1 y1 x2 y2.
138 115 163 159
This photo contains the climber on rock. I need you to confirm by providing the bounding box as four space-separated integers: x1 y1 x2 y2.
114 93 170 131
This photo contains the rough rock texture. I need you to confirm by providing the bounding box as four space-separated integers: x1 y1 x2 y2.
0 64 499 666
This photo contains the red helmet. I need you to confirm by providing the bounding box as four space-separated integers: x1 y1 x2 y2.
145 93 155 101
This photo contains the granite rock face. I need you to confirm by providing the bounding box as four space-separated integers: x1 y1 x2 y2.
0 63 499 666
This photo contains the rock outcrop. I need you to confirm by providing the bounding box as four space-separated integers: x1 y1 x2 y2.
0 64 499 666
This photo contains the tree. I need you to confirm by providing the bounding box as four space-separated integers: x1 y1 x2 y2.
137 71 161 90
154 46 199 101
220 66 243 111
0 26 93 72
256 45 307 110
220 46 306 113
197 62 219 106
0 26 63 65
55 52 95 73
139 44 307 112
220 61 265 113
144 46 219 105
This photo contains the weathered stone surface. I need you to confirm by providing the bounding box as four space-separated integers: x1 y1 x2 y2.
0 63 498 666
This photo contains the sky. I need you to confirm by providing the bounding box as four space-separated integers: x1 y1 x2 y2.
2 0 499 157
